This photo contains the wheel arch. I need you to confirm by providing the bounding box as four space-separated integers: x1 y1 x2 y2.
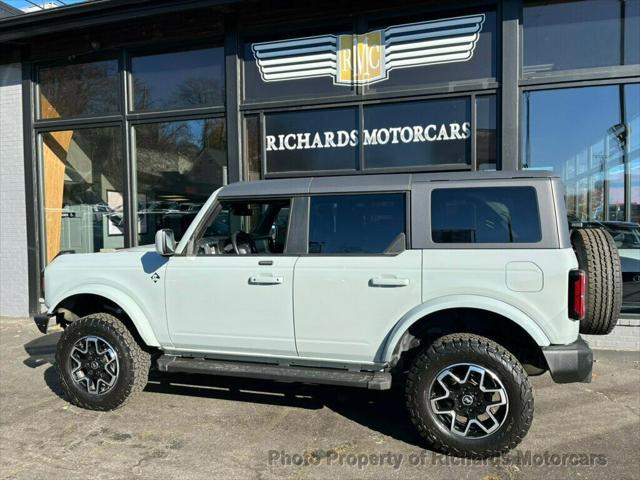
379 296 551 371
48 286 160 348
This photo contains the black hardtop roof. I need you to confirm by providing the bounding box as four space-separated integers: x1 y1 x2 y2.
218 171 558 199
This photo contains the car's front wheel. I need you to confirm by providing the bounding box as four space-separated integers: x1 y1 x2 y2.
405 333 534 458
55 312 151 410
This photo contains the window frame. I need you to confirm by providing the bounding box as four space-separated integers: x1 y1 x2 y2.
411 180 559 249
185 195 306 257
243 90 497 180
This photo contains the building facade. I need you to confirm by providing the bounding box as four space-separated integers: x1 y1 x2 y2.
0 0 638 324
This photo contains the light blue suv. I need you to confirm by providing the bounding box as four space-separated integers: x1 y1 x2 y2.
35 172 622 458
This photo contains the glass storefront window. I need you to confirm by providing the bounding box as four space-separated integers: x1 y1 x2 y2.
42 127 124 262
263 107 359 174
243 24 355 103
244 115 262 181
522 83 640 314
476 95 497 170
522 84 639 223
38 60 120 119
523 0 640 74
131 47 225 111
134 118 227 243
365 10 496 94
363 97 471 169
246 96 488 176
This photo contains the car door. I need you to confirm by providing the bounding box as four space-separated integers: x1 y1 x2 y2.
293 192 422 363
165 197 298 357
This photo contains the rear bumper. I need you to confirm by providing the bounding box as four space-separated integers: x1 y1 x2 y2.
542 336 593 383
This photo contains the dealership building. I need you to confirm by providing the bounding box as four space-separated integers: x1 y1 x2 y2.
0 0 638 345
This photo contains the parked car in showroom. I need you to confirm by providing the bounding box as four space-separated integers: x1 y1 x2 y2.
35 172 622 459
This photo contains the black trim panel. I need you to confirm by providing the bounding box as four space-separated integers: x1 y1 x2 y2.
542 336 593 384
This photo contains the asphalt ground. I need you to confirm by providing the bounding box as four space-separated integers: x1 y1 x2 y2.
1 317 638 480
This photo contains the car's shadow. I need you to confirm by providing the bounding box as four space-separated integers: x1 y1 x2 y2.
23 332 423 446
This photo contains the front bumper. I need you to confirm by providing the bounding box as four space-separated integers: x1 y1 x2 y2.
33 313 55 334
541 336 593 383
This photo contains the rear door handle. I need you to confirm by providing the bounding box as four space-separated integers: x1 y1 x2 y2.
249 274 283 285
369 276 409 287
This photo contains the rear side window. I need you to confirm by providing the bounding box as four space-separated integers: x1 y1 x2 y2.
309 193 406 254
431 187 542 243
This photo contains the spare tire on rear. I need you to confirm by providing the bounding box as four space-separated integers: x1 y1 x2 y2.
571 227 622 335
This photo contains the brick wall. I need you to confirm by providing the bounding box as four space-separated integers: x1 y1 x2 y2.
584 318 640 351
0 63 29 317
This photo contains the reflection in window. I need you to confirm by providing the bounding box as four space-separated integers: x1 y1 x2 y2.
42 128 123 262
523 0 640 74
363 98 471 169
38 60 119 119
522 84 639 312
431 187 542 243
364 11 496 93
244 115 261 181
476 95 497 170
308 194 406 254
522 84 639 224
131 47 225 111
135 119 227 243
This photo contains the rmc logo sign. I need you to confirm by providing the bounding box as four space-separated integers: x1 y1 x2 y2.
252 14 485 86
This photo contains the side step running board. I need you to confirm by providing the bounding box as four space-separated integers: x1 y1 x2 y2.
155 355 392 390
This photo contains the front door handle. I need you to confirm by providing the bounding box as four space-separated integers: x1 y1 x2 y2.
369 276 409 287
249 274 283 285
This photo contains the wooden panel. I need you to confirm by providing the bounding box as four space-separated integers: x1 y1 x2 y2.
43 129 73 263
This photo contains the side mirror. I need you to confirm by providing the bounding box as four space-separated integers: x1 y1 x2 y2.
155 228 176 256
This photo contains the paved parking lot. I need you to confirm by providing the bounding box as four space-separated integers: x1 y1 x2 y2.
1 317 639 480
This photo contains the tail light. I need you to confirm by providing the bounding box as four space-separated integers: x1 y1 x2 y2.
569 270 586 320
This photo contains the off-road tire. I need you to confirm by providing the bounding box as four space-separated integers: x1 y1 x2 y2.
571 227 622 335
55 312 151 410
405 333 534 458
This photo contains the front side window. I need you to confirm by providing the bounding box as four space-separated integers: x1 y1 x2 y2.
431 187 542 243
196 199 291 255
308 194 406 254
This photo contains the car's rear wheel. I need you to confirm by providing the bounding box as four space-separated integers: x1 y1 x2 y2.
405 333 534 458
55 312 150 410
571 227 622 335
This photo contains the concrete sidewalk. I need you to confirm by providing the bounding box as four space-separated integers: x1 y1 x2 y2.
1 317 639 480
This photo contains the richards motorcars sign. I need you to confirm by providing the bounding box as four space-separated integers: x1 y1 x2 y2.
252 14 485 86
264 98 472 173
266 122 470 152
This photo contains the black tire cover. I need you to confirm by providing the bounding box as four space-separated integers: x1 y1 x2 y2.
571 227 622 335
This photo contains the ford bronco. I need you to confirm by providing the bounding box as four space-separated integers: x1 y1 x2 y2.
35 171 622 458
